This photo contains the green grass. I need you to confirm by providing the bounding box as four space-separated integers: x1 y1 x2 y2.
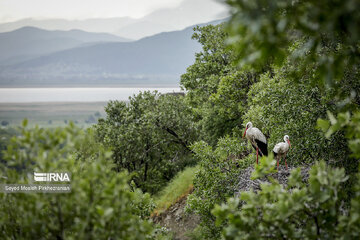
153 165 199 215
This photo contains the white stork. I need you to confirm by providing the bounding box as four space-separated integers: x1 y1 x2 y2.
273 135 291 170
243 122 268 164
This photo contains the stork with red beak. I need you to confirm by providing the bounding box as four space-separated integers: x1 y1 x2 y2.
243 122 268 164
273 135 291 170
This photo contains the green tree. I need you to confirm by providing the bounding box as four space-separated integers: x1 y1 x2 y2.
0 121 159 239
226 0 360 91
181 24 235 107
181 24 260 145
95 91 198 193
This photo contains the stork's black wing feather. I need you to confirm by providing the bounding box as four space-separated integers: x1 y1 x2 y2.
254 139 268 156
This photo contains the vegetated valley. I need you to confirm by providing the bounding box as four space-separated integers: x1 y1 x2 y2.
1 1 360 239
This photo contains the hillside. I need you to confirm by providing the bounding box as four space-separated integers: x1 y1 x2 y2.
0 24 212 86
0 27 130 66
152 166 200 240
152 165 311 240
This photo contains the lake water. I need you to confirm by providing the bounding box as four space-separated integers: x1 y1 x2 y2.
0 88 182 103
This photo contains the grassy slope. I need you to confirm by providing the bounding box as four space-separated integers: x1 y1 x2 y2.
153 165 199 215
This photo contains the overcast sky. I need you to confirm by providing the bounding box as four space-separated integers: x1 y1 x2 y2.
0 0 226 23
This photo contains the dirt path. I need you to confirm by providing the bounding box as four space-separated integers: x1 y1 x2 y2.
152 193 200 240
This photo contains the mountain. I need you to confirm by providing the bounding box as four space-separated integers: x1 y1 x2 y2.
0 19 226 87
115 21 176 41
0 0 229 40
0 27 131 66
115 0 229 39
0 17 137 35
0 25 197 86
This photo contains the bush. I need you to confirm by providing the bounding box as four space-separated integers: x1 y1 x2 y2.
0 127 17 162
186 136 253 239
0 121 157 239
95 91 198 194
213 159 360 239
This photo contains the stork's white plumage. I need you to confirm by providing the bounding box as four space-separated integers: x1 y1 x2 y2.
243 122 268 164
273 135 291 170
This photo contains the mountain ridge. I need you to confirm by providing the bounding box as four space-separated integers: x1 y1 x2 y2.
0 0 229 40
0 18 227 87
0 26 131 66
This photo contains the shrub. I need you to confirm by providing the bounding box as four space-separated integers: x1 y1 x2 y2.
186 136 252 239
212 159 358 239
0 121 157 239
95 91 198 194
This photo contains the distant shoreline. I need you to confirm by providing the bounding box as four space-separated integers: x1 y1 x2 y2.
0 84 180 88
0 87 183 103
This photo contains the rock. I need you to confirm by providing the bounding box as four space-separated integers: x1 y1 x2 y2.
234 165 311 197
152 192 201 240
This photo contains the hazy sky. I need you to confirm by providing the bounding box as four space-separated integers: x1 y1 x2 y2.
0 0 226 23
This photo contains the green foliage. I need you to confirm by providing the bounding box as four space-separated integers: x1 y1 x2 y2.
131 182 157 219
338 165 360 239
213 161 353 239
186 136 252 239
226 0 360 89
319 110 360 158
95 91 198 193
181 24 259 145
244 65 349 165
0 127 18 163
250 154 277 180
0 123 159 239
181 24 234 109
205 0 360 238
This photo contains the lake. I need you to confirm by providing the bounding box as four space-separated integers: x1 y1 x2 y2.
0 87 182 103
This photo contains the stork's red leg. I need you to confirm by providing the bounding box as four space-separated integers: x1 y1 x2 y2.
256 148 259 165
284 156 288 170
277 158 279 170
